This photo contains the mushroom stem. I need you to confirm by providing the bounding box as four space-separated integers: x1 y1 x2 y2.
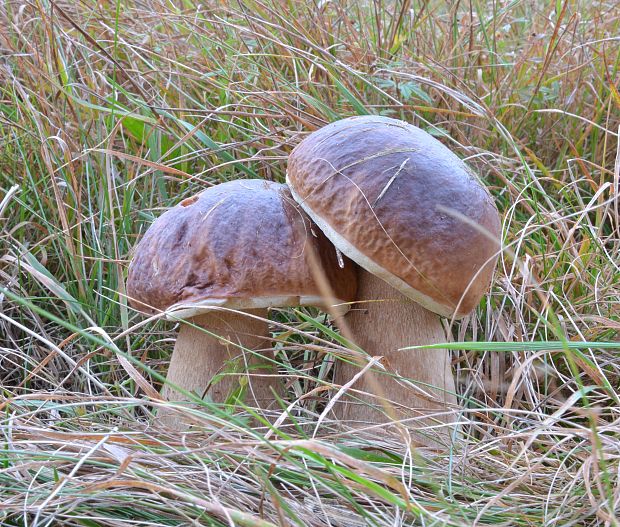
160 309 281 428
334 271 458 445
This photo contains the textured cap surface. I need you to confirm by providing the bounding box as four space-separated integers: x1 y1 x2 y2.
127 179 357 318
286 115 501 318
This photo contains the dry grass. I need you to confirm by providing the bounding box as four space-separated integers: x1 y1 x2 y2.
0 0 619 525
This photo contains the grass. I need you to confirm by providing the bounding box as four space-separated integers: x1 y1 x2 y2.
0 0 619 525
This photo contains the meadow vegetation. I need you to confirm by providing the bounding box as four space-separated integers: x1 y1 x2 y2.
0 0 619 525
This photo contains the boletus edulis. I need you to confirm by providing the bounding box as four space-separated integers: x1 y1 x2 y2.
127 179 356 428
287 116 501 445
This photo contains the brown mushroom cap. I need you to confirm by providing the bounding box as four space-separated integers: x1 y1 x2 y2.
127 179 357 319
286 115 501 318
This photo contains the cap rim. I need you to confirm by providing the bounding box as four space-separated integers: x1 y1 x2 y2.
161 294 352 320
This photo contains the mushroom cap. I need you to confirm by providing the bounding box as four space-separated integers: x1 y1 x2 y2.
127 179 357 319
286 115 501 318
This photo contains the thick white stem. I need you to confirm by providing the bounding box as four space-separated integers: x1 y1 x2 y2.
334 270 458 446
160 309 281 428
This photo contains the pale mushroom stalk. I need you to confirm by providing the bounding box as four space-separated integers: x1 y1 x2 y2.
335 271 457 434
160 309 277 427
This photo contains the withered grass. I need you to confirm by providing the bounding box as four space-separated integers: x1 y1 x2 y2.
0 1 619 525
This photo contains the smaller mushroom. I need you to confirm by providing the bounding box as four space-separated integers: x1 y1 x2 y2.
127 179 356 428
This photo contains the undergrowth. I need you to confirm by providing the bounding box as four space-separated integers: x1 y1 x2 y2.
0 0 619 525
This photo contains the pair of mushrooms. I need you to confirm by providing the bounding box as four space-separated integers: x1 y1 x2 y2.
127 116 501 437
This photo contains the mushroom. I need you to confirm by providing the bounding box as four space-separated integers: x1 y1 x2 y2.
286 116 501 441
127 179 356 427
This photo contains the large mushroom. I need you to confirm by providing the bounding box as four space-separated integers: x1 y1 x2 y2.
127 179 356 427
286 116 501 441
